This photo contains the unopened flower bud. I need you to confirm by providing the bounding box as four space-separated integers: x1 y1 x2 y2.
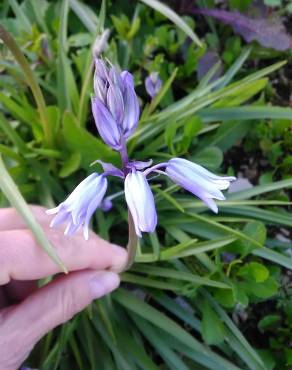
145 72 162 98
92 59 140 150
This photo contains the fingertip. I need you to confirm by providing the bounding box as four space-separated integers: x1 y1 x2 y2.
89 271 120 299
109 244 128 272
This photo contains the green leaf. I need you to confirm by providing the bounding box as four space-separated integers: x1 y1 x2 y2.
201 120 252 151
69 0 99 34
59 152 81 178
133 315 191 370
46 105 61 135
252 247 292 270
138 0 202 47
227 178 292 200
57 0 71 112
241 221 266 254
214 289 236 308
0 156 67 272
213 79 267 108
160 236 236 260
199 106 292 122
258 315 281 331
62 111 118 168
193 146 223 170
114 289 242 370
201 300 226 345
237 262 269 283
285 349 292 366
243 277 279 299
130 265 231 289
0 25 52 146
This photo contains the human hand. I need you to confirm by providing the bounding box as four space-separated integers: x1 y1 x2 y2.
0 206 127 370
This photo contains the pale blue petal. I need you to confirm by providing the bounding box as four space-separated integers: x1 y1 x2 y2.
125 170 157 237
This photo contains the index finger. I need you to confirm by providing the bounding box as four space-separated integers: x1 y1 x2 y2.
0 226 127 285
0 206 52 231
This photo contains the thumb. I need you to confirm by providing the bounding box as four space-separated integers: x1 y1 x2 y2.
0 270 120 370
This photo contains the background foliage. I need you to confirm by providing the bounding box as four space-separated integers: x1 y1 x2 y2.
0 0 291 369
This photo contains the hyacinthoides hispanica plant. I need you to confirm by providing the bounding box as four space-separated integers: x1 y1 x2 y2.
47 59 236 270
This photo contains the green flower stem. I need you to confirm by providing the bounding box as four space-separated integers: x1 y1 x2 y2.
123 210 139 271
0 25 53 148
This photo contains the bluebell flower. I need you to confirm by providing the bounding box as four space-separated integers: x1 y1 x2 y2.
92 59 139 150
145 72 162 98
46 173 107 240
165 158 236 213
124 169 157 237
48 58 235 245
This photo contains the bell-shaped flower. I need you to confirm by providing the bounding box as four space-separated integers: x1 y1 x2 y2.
165 158 236 213
145 72 162 98
92 59 140 150
124 170 157 237
46 173 107 240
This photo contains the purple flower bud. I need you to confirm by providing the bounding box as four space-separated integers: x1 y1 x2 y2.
46 173 107 240
145 72 162 98
92 59 140 149
91 97 122 150
94 59 108 81
166 158 236 213
124 170 157 237
107 84 124 124
94 76 107 103
101 197 113 211
122 77 140 137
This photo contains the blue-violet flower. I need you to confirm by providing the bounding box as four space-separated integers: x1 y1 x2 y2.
165 158 236 213
46 173 107 240
145 72 162 98
125 169 157 237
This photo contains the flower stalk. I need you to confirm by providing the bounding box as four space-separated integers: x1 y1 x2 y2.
124 211 139 271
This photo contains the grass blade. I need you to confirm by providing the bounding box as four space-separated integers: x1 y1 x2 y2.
0 25 52 147
139 0 202 46
0 156 67 272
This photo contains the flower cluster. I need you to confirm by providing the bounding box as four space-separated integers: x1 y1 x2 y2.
47 59 235 240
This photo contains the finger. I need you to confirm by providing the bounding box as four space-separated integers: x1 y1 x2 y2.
0 270 120 370
0 206 48 231
0 228 127 285
4 280 37 303
0 206 103 241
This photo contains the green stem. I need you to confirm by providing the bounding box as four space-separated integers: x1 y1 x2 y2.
78 59 94 127
0 25 53 147
123 211 139 271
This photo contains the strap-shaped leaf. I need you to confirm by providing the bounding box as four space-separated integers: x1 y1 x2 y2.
0 156 67 273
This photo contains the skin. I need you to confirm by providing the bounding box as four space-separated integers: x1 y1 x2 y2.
0 206 128 370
